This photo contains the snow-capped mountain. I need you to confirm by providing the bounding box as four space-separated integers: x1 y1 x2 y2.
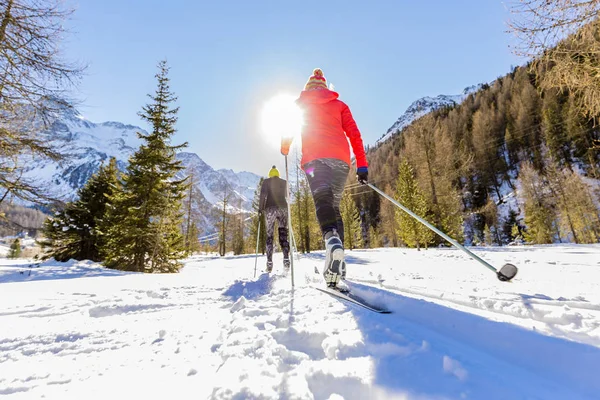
19 107 260 214
176 153 259 211
377 85 482 144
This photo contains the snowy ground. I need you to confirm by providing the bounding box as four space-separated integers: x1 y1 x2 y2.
1 245 600 399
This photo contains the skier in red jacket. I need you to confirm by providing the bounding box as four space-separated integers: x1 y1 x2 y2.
281 68 368 288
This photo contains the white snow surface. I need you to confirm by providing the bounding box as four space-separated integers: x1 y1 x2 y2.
1 245 600 399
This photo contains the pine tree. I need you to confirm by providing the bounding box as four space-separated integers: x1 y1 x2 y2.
483 224 494 246
301 178 321 252
368 225 382 248
340 190 362 249
380 184 399 247
231 198 245 255
395 160 434 249
290 172 321 253
502 208 520 243
511 224 524 244
403 115 464 244
102 61 188 273
41 158 119 262
520 162 556 244
542 90 571 167
8 238 21 258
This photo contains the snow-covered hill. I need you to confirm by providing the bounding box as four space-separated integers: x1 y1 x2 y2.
1 245 599 399
18 108 260 213
377 85 482 145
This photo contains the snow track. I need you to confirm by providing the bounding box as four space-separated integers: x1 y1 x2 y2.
1 246 599 399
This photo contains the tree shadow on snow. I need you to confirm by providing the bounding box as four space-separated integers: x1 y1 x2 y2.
0 261 131 284
325 281 600 400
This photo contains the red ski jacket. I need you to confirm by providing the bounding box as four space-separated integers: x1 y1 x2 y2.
282 89 368 169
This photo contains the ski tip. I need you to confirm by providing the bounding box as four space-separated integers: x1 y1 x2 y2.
497 263 518 282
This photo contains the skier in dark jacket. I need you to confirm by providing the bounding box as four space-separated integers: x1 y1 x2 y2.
259 166 290 272
281 68 368 288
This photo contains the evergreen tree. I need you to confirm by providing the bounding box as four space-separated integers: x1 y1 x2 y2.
8 238 21 258
231 200 245 256
404 115 464 244
102 61 188 273
502 208 520 243
483 225 494 246
395 160 434 249
368 225 382 248
380 184 399 247
520 162 556 244
542 90 571 167
511 224 524 244
340 190 362 250
290 174 321 252
41 158 119 262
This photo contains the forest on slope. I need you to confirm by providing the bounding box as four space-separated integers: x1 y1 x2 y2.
361 54 600 247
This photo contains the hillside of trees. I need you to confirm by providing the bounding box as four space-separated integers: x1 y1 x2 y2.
362 62 600 246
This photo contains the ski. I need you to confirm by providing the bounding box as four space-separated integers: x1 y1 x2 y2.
314 286 391 314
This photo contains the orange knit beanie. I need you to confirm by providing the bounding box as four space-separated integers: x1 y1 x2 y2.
304 68 328 91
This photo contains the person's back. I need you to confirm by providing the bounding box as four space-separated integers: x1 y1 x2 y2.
281 68 369 288
258 166 290 272
260 176 287 211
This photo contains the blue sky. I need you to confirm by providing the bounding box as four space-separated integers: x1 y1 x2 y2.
65 1 522 176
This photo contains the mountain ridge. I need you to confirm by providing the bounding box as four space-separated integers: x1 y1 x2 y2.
376 84 483 145
19 112 261 222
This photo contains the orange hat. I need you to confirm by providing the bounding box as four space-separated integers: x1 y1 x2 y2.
304 68 328 91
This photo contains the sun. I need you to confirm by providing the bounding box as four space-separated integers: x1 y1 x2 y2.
260 93 303 149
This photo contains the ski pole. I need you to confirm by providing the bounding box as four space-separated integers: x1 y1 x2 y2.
254 217 261 278
368 183 518 282
284 154 295 288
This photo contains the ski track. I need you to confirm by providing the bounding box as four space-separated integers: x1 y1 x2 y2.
0 246 599 399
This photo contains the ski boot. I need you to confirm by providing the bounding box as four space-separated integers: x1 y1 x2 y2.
266 261 273 273
283 258 290 270
323 229 344 288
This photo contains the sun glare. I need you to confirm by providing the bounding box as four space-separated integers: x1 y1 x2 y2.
260 94 303 148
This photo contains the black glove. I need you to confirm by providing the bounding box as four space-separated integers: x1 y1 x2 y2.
357 167 368 185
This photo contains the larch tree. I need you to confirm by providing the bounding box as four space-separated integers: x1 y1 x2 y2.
0 0 84 205
340 190 362 250
395 160 434 250
519 162 557 244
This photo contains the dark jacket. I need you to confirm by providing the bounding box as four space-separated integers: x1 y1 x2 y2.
259 177 288 211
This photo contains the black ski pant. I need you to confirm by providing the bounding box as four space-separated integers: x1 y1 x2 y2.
265 207 290 262
304 158 350 243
